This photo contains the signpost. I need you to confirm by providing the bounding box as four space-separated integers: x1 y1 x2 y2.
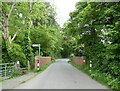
32 44 40 70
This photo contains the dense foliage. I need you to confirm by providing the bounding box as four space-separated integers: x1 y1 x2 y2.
2 2 62 68
62 2 120 89
1 1 120 89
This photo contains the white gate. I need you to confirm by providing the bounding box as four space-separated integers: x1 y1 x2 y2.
0 63 15 79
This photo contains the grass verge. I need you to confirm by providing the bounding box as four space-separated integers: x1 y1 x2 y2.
69 61 120 91
0 76 3 82
13 72 38 89
19 60 54 86
16 60 54 87
34 60 54 73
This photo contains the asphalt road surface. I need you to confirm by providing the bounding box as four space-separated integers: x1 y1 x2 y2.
15 59 108 89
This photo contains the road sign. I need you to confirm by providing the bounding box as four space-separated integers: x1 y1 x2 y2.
32 44 39 47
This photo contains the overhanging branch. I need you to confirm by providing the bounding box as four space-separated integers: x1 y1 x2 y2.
11 29 21 41
8 2 16 19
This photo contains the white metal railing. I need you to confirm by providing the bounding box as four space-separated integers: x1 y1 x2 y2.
0 62 15 79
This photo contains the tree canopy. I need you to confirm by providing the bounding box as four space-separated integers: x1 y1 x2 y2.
2 2 62 67
62 2 120 89
1 1 120 89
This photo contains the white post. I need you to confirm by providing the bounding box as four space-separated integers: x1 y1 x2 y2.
4 64 7 79
38 44 40 70
17 61 20 70
37 62 40 70
28 61 30 71
14 62 16 71
90 60 92 73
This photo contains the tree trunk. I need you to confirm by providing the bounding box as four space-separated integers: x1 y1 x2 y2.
3 16 9 40
3 2 15 41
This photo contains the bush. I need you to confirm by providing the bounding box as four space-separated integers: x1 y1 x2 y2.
7 42 27 68
11 70 22 77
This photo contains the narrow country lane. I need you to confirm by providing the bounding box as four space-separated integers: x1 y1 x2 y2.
15 59 108 89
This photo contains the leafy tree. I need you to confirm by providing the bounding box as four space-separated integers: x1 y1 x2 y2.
2 1 62 66
22 30 34 69
6 42 26 67
63 2 120 89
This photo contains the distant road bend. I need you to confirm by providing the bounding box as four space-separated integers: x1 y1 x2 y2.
15 59 108 89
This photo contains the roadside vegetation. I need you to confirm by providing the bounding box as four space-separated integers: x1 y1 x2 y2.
63 2 120 90
35 60 54 73
2 2 62 69
1 1 120 90
0 76 3 82
1 2 62 80
69 61 119 90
